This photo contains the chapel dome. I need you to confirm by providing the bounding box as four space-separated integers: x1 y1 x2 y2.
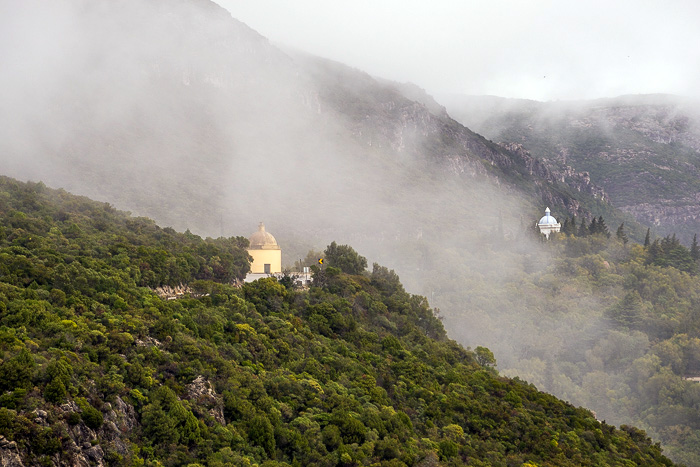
538 207 558 225
248 222 280 250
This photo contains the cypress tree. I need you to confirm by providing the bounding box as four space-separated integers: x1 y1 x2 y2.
644 228 651 248
570 215 577 236
616 223 629 244
660 235 671 254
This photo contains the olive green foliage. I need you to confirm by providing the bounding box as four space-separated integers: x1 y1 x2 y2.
438 226 700 465
324 241 368 275
0 177 251 292
0 177 674 466
474 346 496 369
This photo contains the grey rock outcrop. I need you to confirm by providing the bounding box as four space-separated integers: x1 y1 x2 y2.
99 396 138 457
186 375 225 425
0 436 24 467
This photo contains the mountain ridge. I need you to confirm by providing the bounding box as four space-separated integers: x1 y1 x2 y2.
1 0 628 242
441 93 700 243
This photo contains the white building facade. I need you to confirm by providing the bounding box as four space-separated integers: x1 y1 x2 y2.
537 207 561 238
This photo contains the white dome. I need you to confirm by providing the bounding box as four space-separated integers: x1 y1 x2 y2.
248 222 280 250
538 207 558 225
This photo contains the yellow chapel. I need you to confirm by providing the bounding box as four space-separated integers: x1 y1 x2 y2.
247 222 282 274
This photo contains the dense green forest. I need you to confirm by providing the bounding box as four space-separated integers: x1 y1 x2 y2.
0 176 675 465
420 214 700 465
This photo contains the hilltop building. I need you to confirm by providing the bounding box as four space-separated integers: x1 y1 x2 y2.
537 207 561 238
247 222 281 275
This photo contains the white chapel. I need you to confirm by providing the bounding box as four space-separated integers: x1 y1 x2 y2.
537 207 561 238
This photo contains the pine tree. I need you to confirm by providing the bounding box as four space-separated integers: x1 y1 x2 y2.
597 216 610 238
661 234 680 255
691 234 700 261
609 290 643 327
561 218 570 235
644 228 651 248
588 217 598 236
616 223 629 244
578 218 588 237
647 239 662 265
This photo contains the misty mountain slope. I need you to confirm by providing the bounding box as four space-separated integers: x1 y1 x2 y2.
2 0 533 278
287 54 653 263
0 0 415 238
2 0 262 229
5 0 693 461
5 0 360 237
0 176 678 466
0 0 644 262
1 0 630 245
299 54 603 206
442 94 700 243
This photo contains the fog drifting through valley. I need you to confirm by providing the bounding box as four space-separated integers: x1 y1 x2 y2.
1 0 680 458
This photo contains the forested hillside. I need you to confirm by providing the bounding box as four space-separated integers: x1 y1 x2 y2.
3 1 697 465
0 177 674 465
430 216 700 465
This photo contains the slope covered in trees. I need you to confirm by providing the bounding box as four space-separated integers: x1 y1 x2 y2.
434 218 700 465
0 177 674 465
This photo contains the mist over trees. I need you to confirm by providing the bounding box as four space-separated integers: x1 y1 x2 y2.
435 222 700 465
2 0 700 464
0 176 676 465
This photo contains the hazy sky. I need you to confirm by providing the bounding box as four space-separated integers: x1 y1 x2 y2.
217 0 700 101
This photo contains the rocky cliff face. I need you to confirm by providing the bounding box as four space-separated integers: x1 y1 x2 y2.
1 396 138 466
0 436 24 467
443 94 700 242
299 55 616 225
593 101 700 152
498 142 608 209
2 0 624 248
